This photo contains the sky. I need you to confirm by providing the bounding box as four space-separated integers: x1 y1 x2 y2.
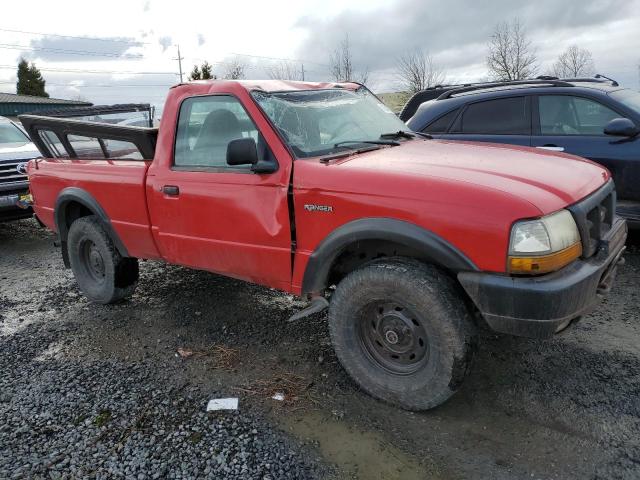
0 0 638 110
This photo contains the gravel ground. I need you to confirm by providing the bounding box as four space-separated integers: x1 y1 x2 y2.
0 329 323 479
1 218 639 479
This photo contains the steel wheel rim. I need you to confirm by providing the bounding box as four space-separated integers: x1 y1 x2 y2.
357 301 429 375
80 239 106 283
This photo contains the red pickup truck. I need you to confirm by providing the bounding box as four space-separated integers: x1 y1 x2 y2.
21 80 627 410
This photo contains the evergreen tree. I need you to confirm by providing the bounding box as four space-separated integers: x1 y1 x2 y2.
188 64 201 81
16 58 49 97
200 61 214 80
188 62 216 81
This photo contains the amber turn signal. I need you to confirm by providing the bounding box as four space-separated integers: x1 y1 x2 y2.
508 242 582 275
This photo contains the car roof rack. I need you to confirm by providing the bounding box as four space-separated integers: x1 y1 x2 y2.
398 83 485 121
535 75 619 87
436 79 575 100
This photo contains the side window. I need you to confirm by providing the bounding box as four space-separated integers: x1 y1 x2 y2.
423 109 459 133
174 95 269 169
539 96 620 135
68 135 105 159
458 97 530 135
104 140 143 160
39 130 67 157
37 131 145 160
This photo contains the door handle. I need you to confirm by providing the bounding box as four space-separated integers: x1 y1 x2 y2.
162 185 180 196
536 145 565 152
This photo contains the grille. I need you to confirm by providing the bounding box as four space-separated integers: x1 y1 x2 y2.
567 180 616 258
0 160 29 192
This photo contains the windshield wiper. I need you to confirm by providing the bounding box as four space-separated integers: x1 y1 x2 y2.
334 139 400 148
379 130 415 140
380 130 433 140
320 145 384 163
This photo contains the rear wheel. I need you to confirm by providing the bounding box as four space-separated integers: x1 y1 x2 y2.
67 216 138 304
328 258 476 410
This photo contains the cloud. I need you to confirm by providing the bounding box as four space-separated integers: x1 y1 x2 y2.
43 72 176 109
295 0 640 86
24 36 143 62
158 36 172 52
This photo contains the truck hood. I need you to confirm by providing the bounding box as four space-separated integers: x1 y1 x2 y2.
0 141 40 162
323 139 609 214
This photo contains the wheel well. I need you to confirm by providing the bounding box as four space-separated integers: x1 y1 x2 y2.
63 201 93 232
325 239 483 328
326 239 453 287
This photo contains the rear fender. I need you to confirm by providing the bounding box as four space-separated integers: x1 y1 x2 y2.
55 187 129 267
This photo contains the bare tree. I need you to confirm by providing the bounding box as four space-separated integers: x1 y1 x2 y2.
552 45 595 78
329 34 369 84
266 61 304 81
396 49 447 94
70 94 90 103
487 18 538 81
224 59 245 80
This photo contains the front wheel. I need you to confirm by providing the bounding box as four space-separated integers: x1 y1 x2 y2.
328 258 476 410
67 216 138 304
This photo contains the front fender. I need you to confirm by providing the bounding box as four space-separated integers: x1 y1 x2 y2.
301 217 478 294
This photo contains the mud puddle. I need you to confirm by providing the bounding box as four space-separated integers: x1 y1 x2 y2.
281 410 438 480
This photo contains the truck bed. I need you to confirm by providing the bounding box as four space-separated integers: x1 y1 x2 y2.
20 114 161 260
29 159 161 260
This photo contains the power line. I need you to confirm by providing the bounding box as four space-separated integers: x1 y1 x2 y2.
0 65 176 75
0 43 144 59
0 27 335 70
0 28 151 46
0 81 172 88
230 52 330 68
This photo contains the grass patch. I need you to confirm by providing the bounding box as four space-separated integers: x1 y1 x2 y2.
94 409 112 427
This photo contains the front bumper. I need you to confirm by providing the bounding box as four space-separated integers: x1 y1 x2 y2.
0 192 32 222
458 218 627 339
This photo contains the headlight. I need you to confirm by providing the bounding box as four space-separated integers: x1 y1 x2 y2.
508 210 582 274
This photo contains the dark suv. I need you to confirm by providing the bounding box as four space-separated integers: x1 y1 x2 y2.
402 78 640 226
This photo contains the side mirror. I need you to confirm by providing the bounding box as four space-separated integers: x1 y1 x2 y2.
604 118 639 137
226 137 258 166
226 137 278 174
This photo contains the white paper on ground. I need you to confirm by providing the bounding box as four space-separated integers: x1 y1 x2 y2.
271 392 285 401
206 398 239 411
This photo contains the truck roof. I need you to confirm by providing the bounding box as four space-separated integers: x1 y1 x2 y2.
171 79 360 93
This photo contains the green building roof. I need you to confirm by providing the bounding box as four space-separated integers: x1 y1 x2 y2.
0 92 92 117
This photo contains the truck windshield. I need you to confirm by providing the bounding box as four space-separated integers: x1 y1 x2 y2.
609 89 640 114
252 88 410 158
0 122 30 146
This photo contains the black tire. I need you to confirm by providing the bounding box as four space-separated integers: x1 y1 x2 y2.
67 215 138 304
328 258 476 410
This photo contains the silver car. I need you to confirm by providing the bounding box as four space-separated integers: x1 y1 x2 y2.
0 116 40 221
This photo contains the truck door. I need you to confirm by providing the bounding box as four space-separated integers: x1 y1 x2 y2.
146 94 293 291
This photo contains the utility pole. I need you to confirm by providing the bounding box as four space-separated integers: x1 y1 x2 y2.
300 63 305 81
173 45 184 83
